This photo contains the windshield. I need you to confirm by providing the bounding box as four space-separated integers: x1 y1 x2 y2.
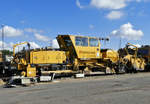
75 37 88 46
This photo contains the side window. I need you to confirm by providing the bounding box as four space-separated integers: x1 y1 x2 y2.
89 38 99 47
82 38 88 46
75 37 81 46
75 37 88 46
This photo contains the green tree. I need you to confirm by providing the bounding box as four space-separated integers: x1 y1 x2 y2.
1 50 13 56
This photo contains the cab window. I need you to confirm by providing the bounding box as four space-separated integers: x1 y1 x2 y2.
75 37 88 46
89 38 99 47
64 36 72 47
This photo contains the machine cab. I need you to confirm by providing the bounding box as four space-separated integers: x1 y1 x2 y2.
57 35 101 60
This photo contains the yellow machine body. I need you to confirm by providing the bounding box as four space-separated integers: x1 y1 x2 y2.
121 43 146 71
138 46 150 64
123 55 145 71
13 50 67 76
0 52 3 62
26 64 36 77
30 50 66 64
12 35 119 77
57 35 116 73
101 49 119 63
69 35 101 59
57 35 102 59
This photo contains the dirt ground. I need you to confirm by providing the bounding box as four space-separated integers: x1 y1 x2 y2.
1 73 150 104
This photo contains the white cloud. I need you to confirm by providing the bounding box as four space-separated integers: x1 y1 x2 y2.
0 41 14 50
29 42 40 49
90 0 127 10
0 41 8 50
76 0 148 10
106 11 124 20
34 33 50 42
52 39 59 48
135 44 141 48
90 0 145 10
111 23 143 40
128 44 141 49
76 0 145 19
13 41 40 53
24 28 43 33
0 25 23 37
89 24 94 29
76 0 84 9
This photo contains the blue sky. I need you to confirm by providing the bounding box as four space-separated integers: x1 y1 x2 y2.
0 0 150 50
